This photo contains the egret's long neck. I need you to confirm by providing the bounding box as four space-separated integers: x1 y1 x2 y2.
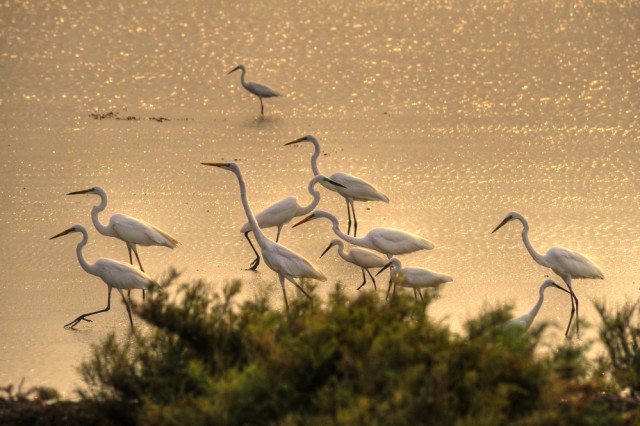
75 228 95 276
325 215 366 247
90 190 112 237
233 169 269 247
519 217 549 268
239 67 248 90
309 139 321 176
335 243 349 262
297 180 322 217
526 286 547 329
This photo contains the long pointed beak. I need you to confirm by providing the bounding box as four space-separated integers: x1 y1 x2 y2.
292 214 314 228
227 66 240 75
320 243 333 258
376 261 393 277
491 217 510 234
50 227 74 240
284 136 307 146
67 188 94 196
552 284 571 294
201 162 229 168
325 178 347 189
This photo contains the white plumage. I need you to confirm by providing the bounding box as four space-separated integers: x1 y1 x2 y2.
492 211 604 337
227 64 280 115
320 239 388 290
377 258 453 300
50 224 155 328
286 135 389 236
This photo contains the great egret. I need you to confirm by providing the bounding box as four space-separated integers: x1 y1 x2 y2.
227 64 280 116
293 210 434 258
49 225 155 328
201 162 326 309
67 187 178 298
376 258 452 301
320 239 388 290
492 211 604 337
285 134 389 236
240 175 346 271
507 279 570 331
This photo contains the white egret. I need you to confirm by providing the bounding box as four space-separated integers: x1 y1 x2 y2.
227 64 280 116
293 210 434 258
67 187 178 298
201 162 326 309
240 175 346 271
492 211 604 337
507 279 570 331
376 258 452 301
285 134 389 236
50 225 155 328
320 239 388 290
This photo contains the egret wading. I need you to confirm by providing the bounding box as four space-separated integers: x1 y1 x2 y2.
492 211 604 337
202 162 326 309
240 175 346 271
227 64 280 116
508 279 570 331
67 187 178 299
320 239 388 290
285 135 389 236
50 225 155 328
377 258 452 301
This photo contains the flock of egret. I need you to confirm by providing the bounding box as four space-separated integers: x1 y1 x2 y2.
49 64 604 335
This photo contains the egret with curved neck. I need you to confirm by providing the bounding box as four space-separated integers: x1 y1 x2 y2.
240 175 345 271
202 162 326 309
227 64 280 116
508 279 570 331
50 224 154 328
492 211 604 337
285 135 389 237
320 239 388 290
67 186 178 298
376 258 453 301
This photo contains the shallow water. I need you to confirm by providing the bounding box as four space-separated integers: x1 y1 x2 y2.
0 0 638 397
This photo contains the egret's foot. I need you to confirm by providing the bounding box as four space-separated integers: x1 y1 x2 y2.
244 258 260 271
64 317 93 329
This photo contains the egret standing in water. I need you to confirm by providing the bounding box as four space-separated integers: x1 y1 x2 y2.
67 187 178 298
507 279 570 331
50 225 155 328
285 135 389 236
320 239 388 290
240 175 346 271
227 64 280 116
201 162 326 309
376 258 452 301
492 211 604 337
293 210 434 258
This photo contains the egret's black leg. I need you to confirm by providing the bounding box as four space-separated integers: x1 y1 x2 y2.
244 231 261 271
366 268 377 290
417 289 424 302
278 275 289 310
275 226 282 243
350 199 358 237
345 199 353 236
286 276 312 300
131 246 146 300
260 97 264 116
118 289 134 327
357 268 367 290
65 287 112 329
127 246 134 298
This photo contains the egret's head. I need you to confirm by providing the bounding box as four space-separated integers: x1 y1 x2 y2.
67 187 99 196
491 211 519 234
50 225 82 240
376 258 401 276
292 212 317 228
541 279 570 294
201 162 239 173
227 64 244 75
320 239 341 258
285 134 317 146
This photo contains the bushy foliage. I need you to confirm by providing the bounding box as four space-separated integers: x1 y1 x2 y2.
75 270 640 425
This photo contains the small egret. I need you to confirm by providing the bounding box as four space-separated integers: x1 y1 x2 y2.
377 258 452 301
67 187 178 298
50 225 155 328
285 134 389 236
240 175 346 271
508 279 570 331
202 162 326 309
492 211 604 337
227 64 280 116
293 210 434 258
320 239 388 290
